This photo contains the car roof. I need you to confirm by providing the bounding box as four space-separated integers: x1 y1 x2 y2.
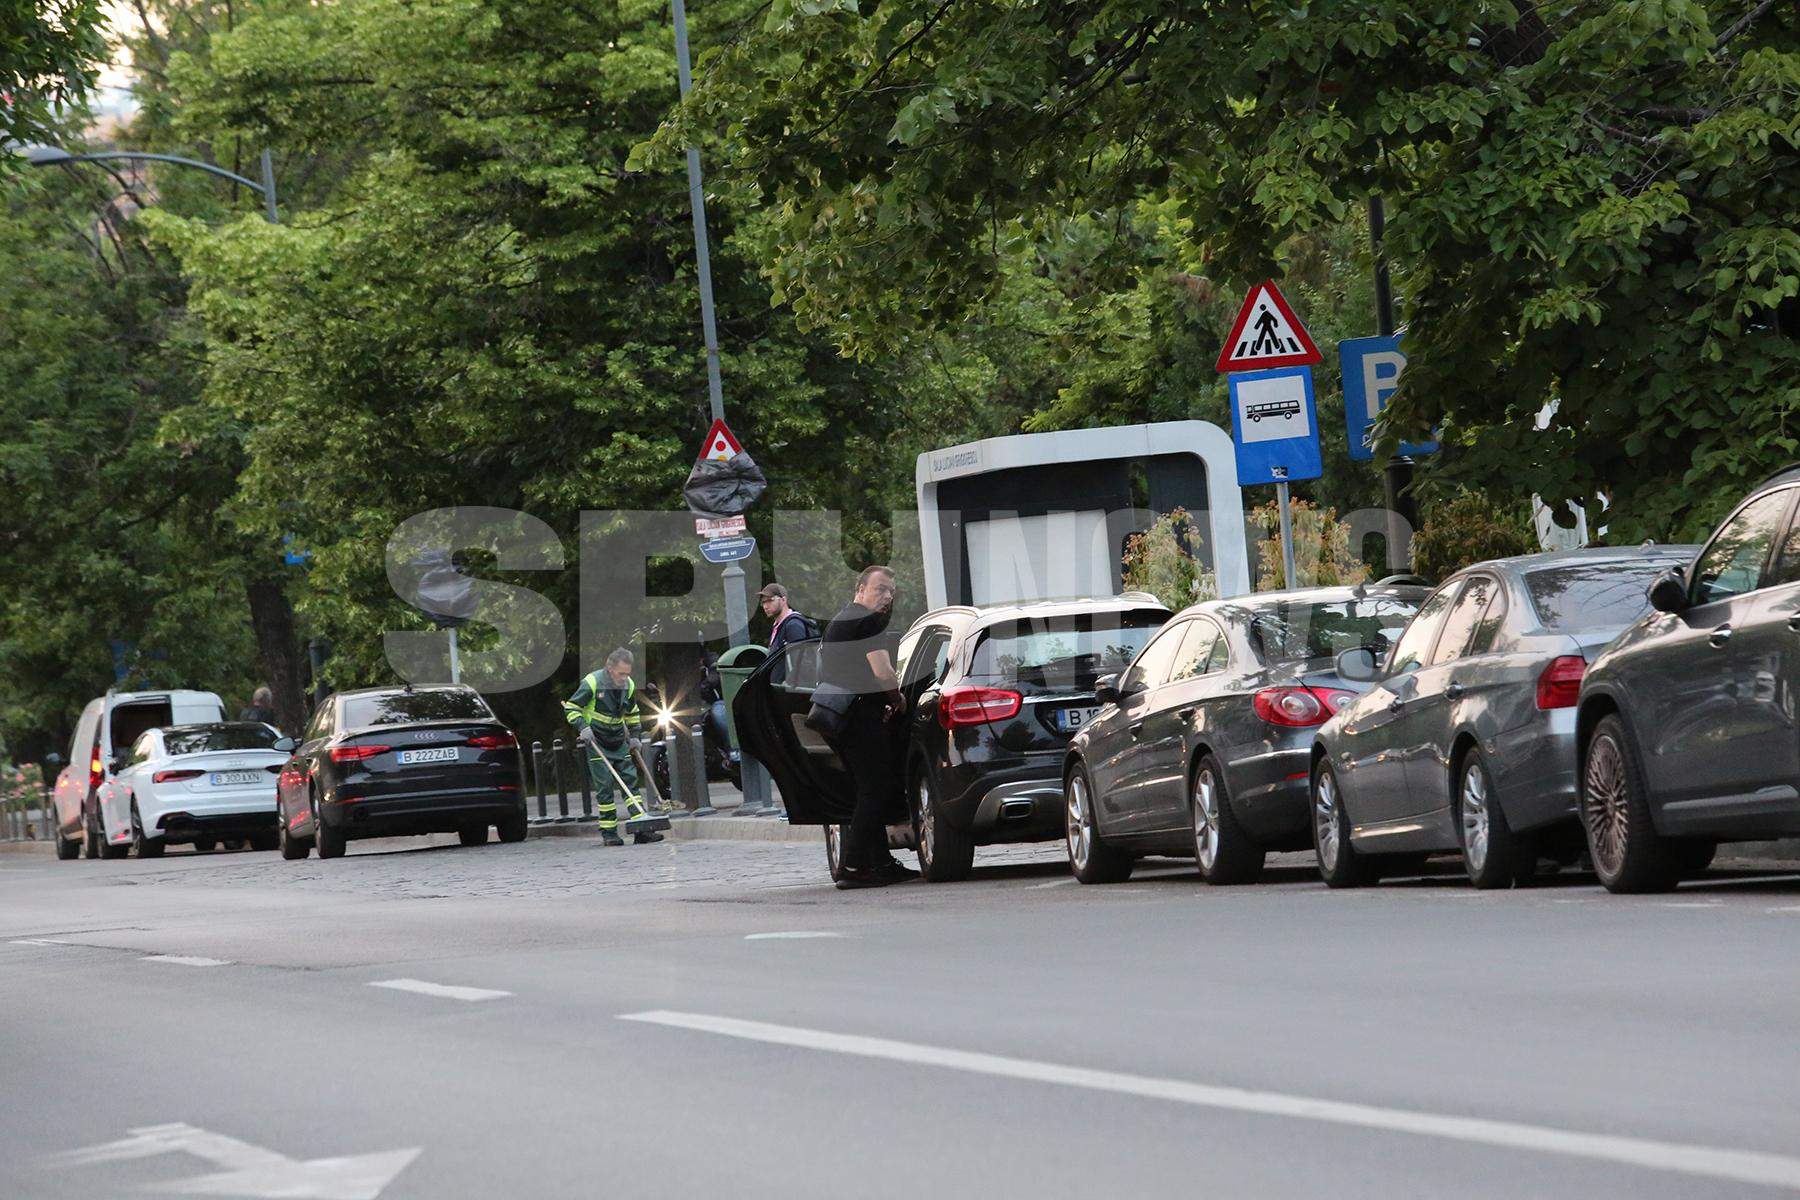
105 689 219 704
908 595 1171 635
332 684 475 701
1181 583 1428 621
1753 464 1800 492
160 721 272 734
1450 545 1700 577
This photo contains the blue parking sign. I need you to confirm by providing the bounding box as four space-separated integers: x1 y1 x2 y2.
1227 366 1322 486
1340 335 1438 461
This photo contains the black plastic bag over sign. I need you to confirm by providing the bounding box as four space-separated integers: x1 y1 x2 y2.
412 550 480 628
684 452 767 518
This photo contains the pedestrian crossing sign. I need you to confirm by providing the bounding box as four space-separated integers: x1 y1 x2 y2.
1215 280 1322 373
699 418 744 463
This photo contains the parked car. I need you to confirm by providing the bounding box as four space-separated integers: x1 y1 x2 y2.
1578 468 1800 891
275 685 528 860
1061 584 1426 884
50 689 227 861
110 722 295 857
1311 547 1697 889
734 596 1170 881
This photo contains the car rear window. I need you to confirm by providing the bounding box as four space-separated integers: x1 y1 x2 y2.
1249 596 1423 667
967 610 1167 687
342 690 492 727
164 725 280 755
109 700 173 750
1525 560 1685 631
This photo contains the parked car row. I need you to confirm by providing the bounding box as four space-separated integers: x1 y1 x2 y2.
745 469 1800 896
49 685 528 861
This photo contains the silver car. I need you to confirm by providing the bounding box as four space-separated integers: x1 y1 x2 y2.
1311 546 1697 889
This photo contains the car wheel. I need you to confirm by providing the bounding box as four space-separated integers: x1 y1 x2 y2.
249 830 279 852
458 825 488 847
824 823 849 883
131 804 164 859
82 806 100 859
1312 760 1377 888
912 767 973 882
278 802 312 861
313 793 345 860
1457 749 1527 889
1064 763 1132 884
1673 840 1718 878
497 809 528 844
1191 754 1265 885
194 838 216 854
55 811 79 861
1582 715 1678 893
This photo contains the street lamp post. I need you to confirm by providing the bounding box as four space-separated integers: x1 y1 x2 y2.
24 144 278 223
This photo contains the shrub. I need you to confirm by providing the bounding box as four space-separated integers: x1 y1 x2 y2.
1411 490 1537 582
1122 508 1218 611
1247 499 1371 591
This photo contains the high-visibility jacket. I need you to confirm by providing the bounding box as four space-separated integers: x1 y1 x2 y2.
562 671 641 750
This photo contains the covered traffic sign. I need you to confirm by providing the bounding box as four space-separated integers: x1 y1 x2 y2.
684 418 766 518
1227 366 1322 486
1216 281 1322 373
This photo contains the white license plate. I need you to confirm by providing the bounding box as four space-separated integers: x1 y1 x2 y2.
210 771 262 787
1056 706 1102 733
397 747 458 765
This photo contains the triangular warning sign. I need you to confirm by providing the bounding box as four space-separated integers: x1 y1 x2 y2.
1215 280 1322 372
698 418 744 463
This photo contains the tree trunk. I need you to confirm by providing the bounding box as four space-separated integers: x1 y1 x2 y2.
246 577 307 734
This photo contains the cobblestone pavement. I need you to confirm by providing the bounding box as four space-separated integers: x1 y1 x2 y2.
114 833 1074 900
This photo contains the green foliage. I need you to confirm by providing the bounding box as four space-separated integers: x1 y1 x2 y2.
1249 499 1371 591
1121 508 1217 612
1410 490 1537 582
651 0 1800 541
0 0 106 147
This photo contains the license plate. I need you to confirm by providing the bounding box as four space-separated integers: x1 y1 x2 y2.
210 771 262 787
1056 706 1102 733
397 747 458 765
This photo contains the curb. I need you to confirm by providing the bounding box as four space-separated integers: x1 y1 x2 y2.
527 816 817 845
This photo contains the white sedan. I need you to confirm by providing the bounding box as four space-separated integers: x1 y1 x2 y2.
111 723 294 856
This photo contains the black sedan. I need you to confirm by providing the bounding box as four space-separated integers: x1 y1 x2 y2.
1062 584 1425 885
275 685 528 859
735 596 1169 882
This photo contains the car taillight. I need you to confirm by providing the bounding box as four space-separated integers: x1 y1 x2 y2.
89 750 104 790
1254 687 1331 728
330 744 391 763
1536 655 1586 710
467 732 517 750
153 769 203 784
938 686 1023 728
1313 688 1358 715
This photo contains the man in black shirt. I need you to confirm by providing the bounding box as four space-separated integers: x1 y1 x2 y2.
820 564 918 889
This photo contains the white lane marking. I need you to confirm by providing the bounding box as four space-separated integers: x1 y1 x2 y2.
369 978 511 1002
744 931 844 941
1026 878 1076 889
1766 905 1800 913
46 1122 419 1199
1661 902 1723 909
619 1010 1800 1192
142 955 231 967
11 938 71 946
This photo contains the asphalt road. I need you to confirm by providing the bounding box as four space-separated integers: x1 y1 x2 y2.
4 834 1800 1199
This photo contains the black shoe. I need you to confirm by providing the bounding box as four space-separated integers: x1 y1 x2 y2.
834 865 893 890
874 859 920 883
601 831 625 847
633 831 664 844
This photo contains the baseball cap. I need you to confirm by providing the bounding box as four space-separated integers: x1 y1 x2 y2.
758 583 787 601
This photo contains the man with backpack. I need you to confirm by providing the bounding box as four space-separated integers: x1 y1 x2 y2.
760 584 817 655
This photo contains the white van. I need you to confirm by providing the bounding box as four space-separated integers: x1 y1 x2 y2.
51 690 227 860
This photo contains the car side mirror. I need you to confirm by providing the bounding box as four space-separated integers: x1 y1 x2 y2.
110 754 130 774
1335 646 1383 684
273 736 296 753
1648 571 1688 614
1094 674 1121 706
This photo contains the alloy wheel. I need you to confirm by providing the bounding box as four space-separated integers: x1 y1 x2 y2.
1314 772 1340 872
1584 733 1629 877
1192 767 1220 871
1461 762 1491 873
1066 773 1093 873
916 775 936 867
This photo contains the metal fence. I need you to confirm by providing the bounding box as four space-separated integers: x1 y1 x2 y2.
526 737 695 826
0 788 52 843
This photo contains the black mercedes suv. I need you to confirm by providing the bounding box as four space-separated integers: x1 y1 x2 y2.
735 596 1170 881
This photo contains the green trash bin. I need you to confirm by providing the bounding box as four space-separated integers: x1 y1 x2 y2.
715 644 769 753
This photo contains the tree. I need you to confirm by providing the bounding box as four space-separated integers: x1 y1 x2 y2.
649 0 1800 540
0 0 106 147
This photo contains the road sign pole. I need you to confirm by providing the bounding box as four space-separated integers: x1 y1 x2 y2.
1369 194 1417 565
1275 482 1298 589
447 627 461 686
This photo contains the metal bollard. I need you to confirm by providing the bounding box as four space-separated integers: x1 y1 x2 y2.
670 725 712 815
530 741 546 820
551 739 568 820
578 750 593 819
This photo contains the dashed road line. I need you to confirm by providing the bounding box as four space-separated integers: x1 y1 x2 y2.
621 1009 1800 1192
744 931 844 941
369 978 511 1002
142 955 231 967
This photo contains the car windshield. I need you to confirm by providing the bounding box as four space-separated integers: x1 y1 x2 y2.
162 724 280 755
1248 596 1422 666
342 690 492 727
968 610 1166 687
1526 559 1686 631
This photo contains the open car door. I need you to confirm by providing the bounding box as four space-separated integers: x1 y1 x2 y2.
732 640 853 825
